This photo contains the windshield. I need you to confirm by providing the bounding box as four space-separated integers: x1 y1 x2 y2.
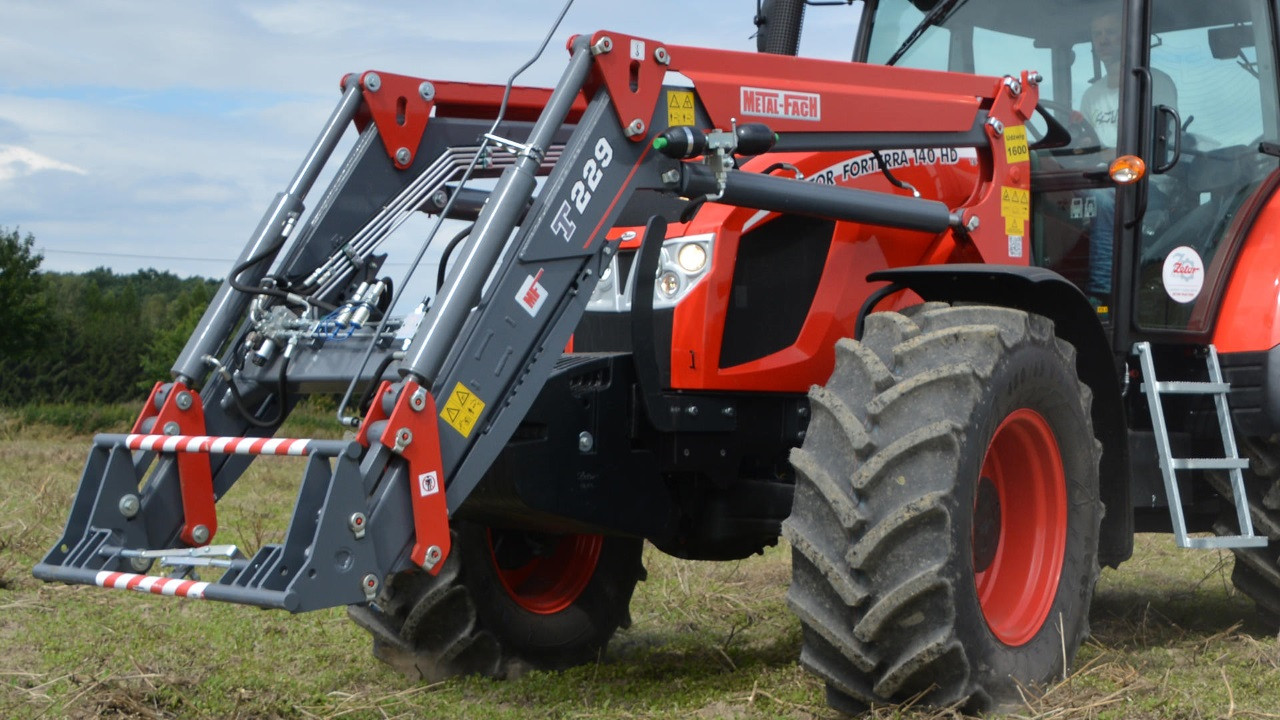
868 0 1126 111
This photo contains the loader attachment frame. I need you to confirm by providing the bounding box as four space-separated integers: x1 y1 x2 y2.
36 29 1038 613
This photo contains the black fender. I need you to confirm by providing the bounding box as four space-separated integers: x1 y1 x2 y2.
866 264 1132 567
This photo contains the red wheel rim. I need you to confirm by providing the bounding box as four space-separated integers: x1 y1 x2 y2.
488 531 603 615
973 408 1067 646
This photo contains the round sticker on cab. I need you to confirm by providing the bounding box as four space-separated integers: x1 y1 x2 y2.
1162 246 1205 304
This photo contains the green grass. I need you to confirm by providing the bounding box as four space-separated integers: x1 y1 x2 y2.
2 426 1278 719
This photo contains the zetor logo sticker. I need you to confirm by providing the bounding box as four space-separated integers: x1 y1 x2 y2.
740 86 821 121
517 269 547 317
1162 246 1205 304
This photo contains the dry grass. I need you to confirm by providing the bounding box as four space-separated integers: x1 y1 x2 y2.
1 421 1278 719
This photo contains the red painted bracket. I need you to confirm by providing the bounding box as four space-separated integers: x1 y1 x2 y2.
357 70 435 170
351 71 590 169
357 381 452 574
578 31 668 142
965 71 1040 263
131 382 216 547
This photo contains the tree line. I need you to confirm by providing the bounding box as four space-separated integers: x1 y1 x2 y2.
0 227 217 405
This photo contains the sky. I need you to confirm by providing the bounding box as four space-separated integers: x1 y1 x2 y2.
0 0 864 291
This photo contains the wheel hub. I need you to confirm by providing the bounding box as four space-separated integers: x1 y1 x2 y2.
488 530 603 615
973 408 1068 647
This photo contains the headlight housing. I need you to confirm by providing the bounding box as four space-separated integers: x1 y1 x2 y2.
587 233 715 312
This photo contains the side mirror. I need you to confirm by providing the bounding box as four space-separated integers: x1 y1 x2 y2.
1209 24 1254 60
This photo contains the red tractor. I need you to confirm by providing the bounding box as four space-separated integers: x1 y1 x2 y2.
35 0 1280 713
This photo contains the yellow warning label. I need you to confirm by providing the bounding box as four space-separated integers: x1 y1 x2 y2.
440 382 486 438
1001 185 1030 234
1004 125 1030 164
667 90 695 127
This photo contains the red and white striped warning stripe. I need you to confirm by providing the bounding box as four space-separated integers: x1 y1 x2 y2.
94 570 210 599
124 434 311 456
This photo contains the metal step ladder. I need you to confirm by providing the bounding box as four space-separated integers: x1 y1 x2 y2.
1133 342 1266 549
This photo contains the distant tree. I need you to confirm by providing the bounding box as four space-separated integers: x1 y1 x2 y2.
0 227 48 355
0 264 219 406
138 283 215 387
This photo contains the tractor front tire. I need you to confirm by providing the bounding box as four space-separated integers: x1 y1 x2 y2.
784 304 1103 713
349 522 644 681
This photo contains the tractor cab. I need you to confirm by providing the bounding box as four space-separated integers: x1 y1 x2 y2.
858 0 1280 341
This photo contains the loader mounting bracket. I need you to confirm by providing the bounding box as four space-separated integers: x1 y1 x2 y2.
357 380 451 573
132 381 216 547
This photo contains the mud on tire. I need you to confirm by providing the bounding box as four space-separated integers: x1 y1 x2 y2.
348 522 644 681
784 304 1103 712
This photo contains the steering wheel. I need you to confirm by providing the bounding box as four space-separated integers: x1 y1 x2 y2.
1033 100 1104 157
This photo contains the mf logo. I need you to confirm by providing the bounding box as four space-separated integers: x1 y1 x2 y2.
517 270 547 317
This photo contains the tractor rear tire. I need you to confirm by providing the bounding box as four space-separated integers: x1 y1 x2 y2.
1209 439 1280 631
784 304 1103 712
348 522 644 681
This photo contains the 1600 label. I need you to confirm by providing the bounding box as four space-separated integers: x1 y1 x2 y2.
550 137 614 243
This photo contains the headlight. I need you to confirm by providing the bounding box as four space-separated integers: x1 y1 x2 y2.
676 242 707 273
586 232 715 312
658 271 681 297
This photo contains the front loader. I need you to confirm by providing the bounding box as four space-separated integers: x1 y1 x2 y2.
36 0 1280 714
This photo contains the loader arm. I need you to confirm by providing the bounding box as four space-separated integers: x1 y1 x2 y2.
36 30 1038 613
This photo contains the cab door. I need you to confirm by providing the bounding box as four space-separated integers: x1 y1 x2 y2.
1127 0 1280 336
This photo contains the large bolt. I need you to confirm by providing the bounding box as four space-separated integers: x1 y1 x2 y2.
419 81 435 101
395 147 412 165
364 72 381 92
191 525 210 545
424 545 443 570
410 387 428 412
578 431 594 453
394 428 413 453
118 494 140 518
130 557 152 572
162 421 180 436
348 512 367 540
175 391 193 411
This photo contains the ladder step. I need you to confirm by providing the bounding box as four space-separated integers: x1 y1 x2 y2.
1171 458 1249 471
1146 380 1231 395
1180 534 1270 550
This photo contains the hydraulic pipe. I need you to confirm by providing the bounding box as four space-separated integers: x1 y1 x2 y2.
401 39 595 386
674 162 959 234
171 80 365 384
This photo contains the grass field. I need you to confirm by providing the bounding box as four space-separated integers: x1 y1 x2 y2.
2 414 1279 719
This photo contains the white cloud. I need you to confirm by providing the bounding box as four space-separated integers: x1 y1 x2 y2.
0 145 88 182
0 0 861 280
